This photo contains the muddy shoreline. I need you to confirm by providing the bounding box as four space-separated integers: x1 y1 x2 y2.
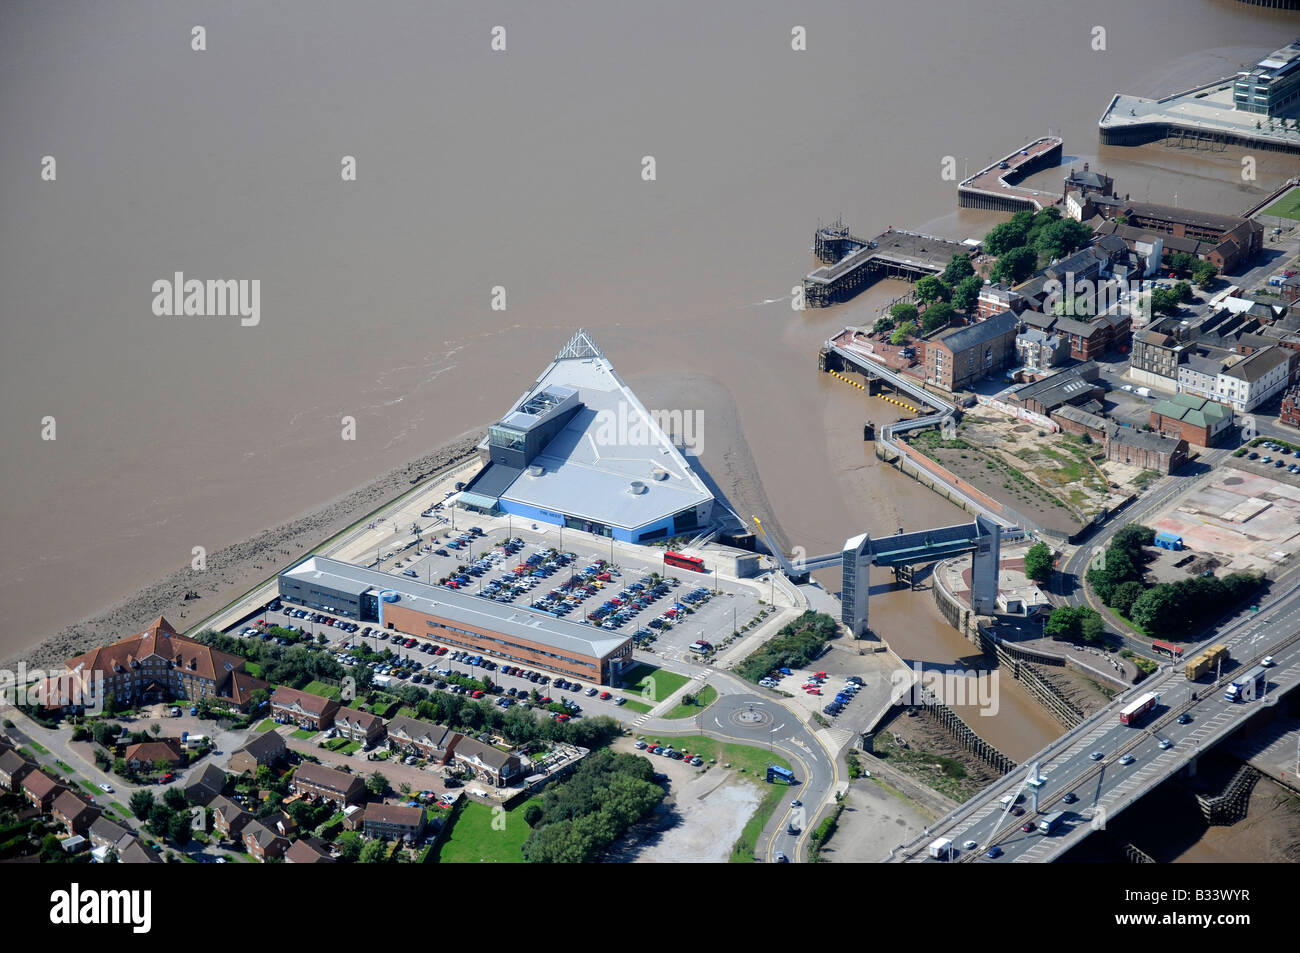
10 431 486 673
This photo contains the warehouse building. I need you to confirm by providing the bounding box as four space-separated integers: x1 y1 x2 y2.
279 556 633 685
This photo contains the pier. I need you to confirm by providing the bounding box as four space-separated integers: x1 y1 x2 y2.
803 223 973 308
1099 80 1300 156
956 136 1064 213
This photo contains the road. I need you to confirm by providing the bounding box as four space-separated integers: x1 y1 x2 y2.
897 580 1300 863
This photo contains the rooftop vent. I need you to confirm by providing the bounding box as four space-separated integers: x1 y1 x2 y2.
527 465 544 477
628 481 647 495
650 468 669 481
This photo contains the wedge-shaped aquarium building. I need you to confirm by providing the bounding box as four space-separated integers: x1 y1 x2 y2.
456 329 715 543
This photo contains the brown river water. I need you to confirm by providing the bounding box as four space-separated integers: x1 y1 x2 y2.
2 1 1297 763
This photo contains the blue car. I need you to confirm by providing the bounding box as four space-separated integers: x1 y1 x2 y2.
985 846 1003 859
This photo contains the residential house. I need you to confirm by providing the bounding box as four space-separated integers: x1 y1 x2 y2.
977 283 1025 319
51 790 102 837
1216 346 1294 413
123 739 183 772
20 769 67 811
184 763 229 806
360 802 427 842
118 837 162 864
211 795 253 840
270 686 339 731
242 820 289 862
332 707 386 748
1015 327 1066 375
451 737 523 788
87 816 131 854
385 717 462 764
1094 201 1263 272
228 729 287 775
288 762 365 808
0 749 34 792
285 837 335 864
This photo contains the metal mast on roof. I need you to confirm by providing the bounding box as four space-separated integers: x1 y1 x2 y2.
556 328 604 361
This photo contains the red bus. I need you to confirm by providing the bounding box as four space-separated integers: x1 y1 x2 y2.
664 551 705 573
1151 640 1183 659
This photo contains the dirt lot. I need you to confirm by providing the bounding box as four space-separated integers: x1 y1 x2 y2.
605 736 762 863
908 421 1092 536
821 777 933 864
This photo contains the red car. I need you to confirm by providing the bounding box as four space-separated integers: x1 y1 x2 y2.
599 691 612 700
1021 822 1035 832
160 773 175 784
556 714 570 722
806 688 822 696
471 690 485 699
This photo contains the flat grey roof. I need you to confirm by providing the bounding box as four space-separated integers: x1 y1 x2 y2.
490 331 713 531
281 557 631 661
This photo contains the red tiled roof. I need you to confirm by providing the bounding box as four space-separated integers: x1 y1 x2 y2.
65 617 247 685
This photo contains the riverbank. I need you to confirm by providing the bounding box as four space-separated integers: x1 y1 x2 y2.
9 430 486 672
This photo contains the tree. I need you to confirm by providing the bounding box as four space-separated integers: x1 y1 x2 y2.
163 787 188 811
359 839 390 864
168 811 192 847
942 254 975 286
921 301 956 334
983 219 1030 257
1129 584 1183 638
524 804 544 827
889 321 916 346
1191 261 1218 287
336 831 363 863
1109 580 1145 618
873 316 895 335
129 790 156 820
951 275 983 312
1044 606 1082 641
149 723 162 737
1023 542 1053 584
1078 609 1105 645
890 302 919 324
366 771 388 796
992 246 1038 284
1034 218 1092 259
148 803 174 839
914 275 949 305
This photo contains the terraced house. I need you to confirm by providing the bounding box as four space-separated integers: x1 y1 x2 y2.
270 686 340 731
332 706 386 748
289 762 365 808
63 616 268 711
385 716 462 764
452 737 523 788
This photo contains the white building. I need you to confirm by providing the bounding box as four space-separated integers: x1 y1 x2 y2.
1177 346 1292 413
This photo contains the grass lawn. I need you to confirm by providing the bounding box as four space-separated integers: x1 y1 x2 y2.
77 780 100 796
620 663 691 705
254 718 276 732
618 697 653 714
641 734 791 778
302 680 342 700
26 740 49 756
732 782 787 863
397 706 419 719
661 684 717 719
54 760 75 774
290 728 315 740
1264 188 1300 222
339 740 362 755
434 798 541 863
108 803 131 820
244 662 262 677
